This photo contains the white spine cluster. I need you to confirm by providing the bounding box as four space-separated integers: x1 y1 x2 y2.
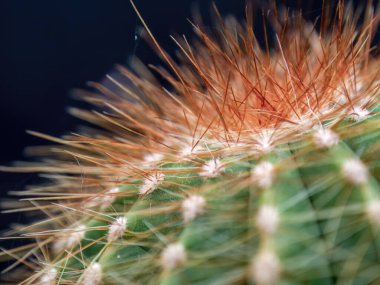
251 161 275 189
182 195 206 222
38 268 57 285
200 158 224 178
256 131 274 154
53 225 86 254
84 187 120 209
367 200 380 228
107 216 127 242
313 128 339 149
256 205 279 235
295 115 316 130
349 105 370 121
342 159 369 185
334 73 363 106
160 243 186 271
250 250 281 285
179 144 201 158
79 263 102 285
139 172 165 195
144 153 164 166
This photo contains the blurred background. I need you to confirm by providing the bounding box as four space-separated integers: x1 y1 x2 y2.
0 0 377 265
0 0 246 233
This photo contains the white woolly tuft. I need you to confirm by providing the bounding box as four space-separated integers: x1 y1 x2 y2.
294 115 316 130
144 153 164 166
107 216 127 242
256 205 279 235
79 263 102 285
250 250 281 285
251 161 275 189
367 200 380 228
200 158 224 178
179 144 201 158
342 159 369 185
160 243 186 271
38 268 57 285
349 105 370 121
53 225 86 254
182 195 206 222
255 130 274 154
313 128 339 149
139 173 165 195
334 75 363 106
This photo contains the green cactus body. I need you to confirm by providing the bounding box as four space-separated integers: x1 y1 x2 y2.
1 2 380 285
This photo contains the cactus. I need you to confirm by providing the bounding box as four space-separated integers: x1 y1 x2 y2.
2 1 380 285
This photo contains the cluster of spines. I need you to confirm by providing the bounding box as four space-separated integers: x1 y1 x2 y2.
29 114 380 285
1 1 379 284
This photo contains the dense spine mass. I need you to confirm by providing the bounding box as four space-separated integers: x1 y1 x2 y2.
1 2 380 285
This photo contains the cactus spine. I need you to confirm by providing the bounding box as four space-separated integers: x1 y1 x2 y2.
1 2 380 285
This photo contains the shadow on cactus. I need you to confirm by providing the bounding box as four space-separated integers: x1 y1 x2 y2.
1 0 380 284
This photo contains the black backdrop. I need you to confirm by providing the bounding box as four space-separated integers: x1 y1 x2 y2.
0 0 247 233
0 0 376 254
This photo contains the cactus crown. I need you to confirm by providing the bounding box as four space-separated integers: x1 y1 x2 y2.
1 1 380 285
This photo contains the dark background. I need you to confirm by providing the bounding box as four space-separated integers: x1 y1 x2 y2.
0 0 376 262
0 0 249 233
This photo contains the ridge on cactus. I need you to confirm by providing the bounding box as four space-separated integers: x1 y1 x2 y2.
1 0 380 284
